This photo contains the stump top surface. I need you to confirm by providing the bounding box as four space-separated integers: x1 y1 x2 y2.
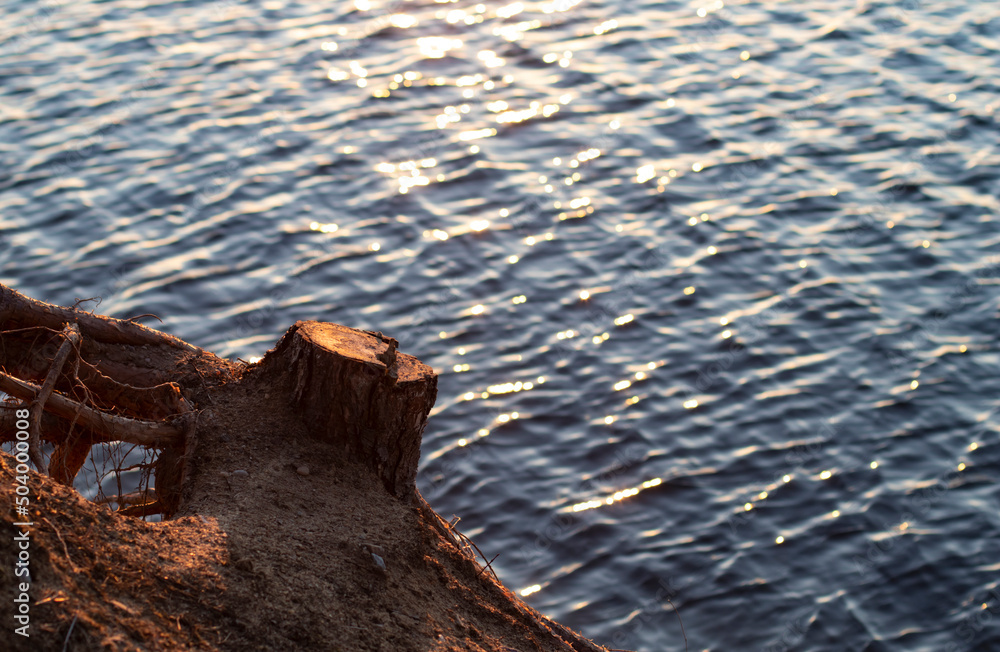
296 321 435 383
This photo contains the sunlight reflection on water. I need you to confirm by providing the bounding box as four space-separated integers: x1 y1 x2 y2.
2 0 1000 649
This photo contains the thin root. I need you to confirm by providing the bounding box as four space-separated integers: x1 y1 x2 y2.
28 324 81 473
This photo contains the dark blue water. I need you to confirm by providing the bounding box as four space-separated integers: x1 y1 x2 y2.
3 0 1000 649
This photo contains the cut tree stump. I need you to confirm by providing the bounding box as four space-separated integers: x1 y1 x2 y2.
0 281 436 507
254 321 437 501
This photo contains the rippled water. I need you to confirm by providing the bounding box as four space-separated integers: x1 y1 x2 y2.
3 0 1000 649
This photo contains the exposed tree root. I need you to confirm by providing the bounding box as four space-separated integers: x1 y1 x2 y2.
0 284 200 353
1 283 200 511
27 323 80 473
0 372 186 448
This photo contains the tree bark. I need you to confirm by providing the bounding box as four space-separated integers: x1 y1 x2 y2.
0 284 200 353
255 321 437 501
0 372 186 448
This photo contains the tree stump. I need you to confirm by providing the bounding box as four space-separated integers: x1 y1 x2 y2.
255 321 437 501
0 281 436 511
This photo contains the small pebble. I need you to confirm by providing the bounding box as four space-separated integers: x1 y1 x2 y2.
372 553 386 571
231 469 249 478
296 465 310 476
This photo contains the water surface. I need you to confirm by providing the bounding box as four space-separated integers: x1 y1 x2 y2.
2 0 1000 649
